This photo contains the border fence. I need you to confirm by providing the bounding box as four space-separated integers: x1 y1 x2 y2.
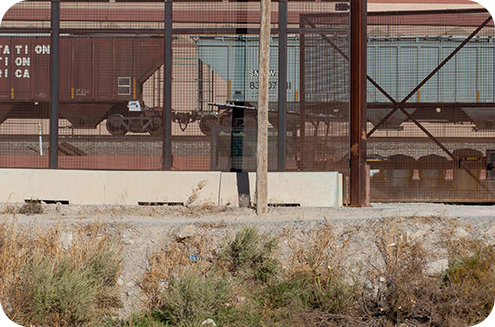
0 1 493 203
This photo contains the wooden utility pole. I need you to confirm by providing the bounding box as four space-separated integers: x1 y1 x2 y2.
257 0 271 214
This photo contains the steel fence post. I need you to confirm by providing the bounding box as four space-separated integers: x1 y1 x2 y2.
278 0 287 171
163 0 173 170
49 0 60 169
350 0 368 206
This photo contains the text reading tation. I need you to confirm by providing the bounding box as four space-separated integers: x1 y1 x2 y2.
0 44 51 79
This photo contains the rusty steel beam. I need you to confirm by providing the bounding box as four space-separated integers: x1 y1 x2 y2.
298 18 306 171
49 0 60 169
277 0 287 171
350 0 368 207
162 0 172 170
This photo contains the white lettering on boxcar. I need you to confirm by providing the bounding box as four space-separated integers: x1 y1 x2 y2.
248 69 277 77
0 44 50 78
15 69 29 78
15 57 30 67
34 45 50 55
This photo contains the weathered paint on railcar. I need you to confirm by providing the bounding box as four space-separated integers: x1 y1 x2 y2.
198 35 494 105
197 35 494 130
0 35 164 127
197 36 301 104
367 37 495 104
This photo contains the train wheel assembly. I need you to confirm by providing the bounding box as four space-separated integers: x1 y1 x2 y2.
106 114 128 136
199 114 218 136
219 112 232 127
148 116 163 136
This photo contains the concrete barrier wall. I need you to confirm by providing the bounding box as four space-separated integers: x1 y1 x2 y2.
219 172 343 207
0 169 342 207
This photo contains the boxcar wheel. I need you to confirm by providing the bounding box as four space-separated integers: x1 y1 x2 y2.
106 114 128 136
148 116 163 136
199 114 218 136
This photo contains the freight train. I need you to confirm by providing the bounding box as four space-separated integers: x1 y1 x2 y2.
197 35 495 134
0 35 169 135
0 33 493 136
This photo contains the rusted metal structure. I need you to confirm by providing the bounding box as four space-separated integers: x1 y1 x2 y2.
350 0 367 206
0 1 493 204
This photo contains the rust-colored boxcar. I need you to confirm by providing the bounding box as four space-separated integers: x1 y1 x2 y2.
0 35 164 134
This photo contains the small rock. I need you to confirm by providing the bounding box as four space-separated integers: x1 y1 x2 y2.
407 230 427 240
454 227 468 238
426 259 449 275
157 279 168 291
122 233 134 245
201 318 217 326
379 277 386 282
117 277 124 286
236 296 247 306
60 230 73 250
487 225 495 237
177 226 196 240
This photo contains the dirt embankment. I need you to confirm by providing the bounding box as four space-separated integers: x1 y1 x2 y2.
2 202 495 320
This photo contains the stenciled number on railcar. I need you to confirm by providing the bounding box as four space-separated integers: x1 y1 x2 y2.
249 81 292 90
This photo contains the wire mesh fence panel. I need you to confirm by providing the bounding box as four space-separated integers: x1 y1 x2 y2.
55 0 167 170
2 1 493 203
0 1 51 169
366 9 495 202
297 9 350 174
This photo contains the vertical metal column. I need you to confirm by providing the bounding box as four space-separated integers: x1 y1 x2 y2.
49 0 60 169
350 0 368 206
162 0 172 170
277 0 287 171
299 20 306 171
198 59 204 111
231 0 248 172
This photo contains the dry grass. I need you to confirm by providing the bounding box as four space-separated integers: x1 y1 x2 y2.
139 228 217 309
0 215 124 327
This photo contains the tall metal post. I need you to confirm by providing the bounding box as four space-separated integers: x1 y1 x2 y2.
49 0 60 169
277 0 287 171
257 0 271 214
299 20 306 171
231 0 248 172
162 0 172 170
350 0 368 206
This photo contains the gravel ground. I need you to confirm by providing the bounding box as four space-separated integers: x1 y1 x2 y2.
2 202 495 318
1 139 494 158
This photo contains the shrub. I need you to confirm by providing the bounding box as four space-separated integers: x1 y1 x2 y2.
220 226 280 283
18 201 44 215
435 245 495 326
0 220 123 327
13 258 101 326
154 268 232 327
